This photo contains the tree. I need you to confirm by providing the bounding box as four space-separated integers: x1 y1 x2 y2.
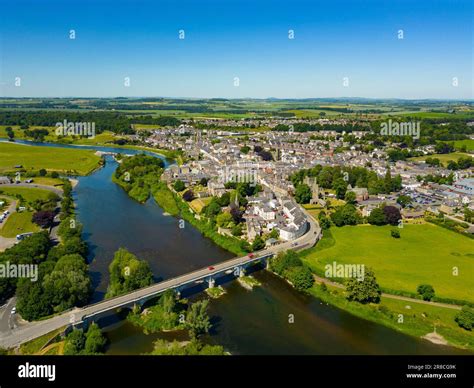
397 195 412 208
435 142 455 154
106 248 153 298
331 204 361 226
186 300 211 340
455 306 474 331
32 210 55 228
42 254 91 312
182 189 194 202
160 290 177 315
367 207 387 225
202 199 222 219
294 184 312 204
344 191 356 204
39 168 47 177
84 323 107 354
346 268 381 304
240 145 250 154
333 178 347 199
285 266 314 291
318 212 331 229
383 205 402 226
417 284 435 301
216 212 233 228
251 235 265 251
64 329 86 355
173 180 185 192
268 228 279 239
270 250 302 275
6 127 14 140
216 192 230 207
231 224 242 237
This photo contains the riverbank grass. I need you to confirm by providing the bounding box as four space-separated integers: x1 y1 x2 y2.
0 142 101 175
301 224 474 304
310 283 474 351
18 327 64 355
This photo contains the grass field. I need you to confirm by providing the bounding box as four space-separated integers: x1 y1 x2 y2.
0 142 101 175
0 186 56 202
27 177 64 187
0 126 123 146
0 211 40 237
452 139 474 152
301 224 474 303
189 197 212 213
309 283 474 351
410 152 472 166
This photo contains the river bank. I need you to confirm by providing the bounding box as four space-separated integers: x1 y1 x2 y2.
5 138 471 354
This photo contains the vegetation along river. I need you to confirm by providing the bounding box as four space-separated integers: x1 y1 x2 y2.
11 140 469 355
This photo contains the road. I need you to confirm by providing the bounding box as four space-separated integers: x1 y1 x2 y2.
0 298 17 334
0 210 320 349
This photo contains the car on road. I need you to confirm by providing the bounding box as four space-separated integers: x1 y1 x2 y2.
11 307 16 315
208 266 215 271
248 253 254 258
291 242 298 247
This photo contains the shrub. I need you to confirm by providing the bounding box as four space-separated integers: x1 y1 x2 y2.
455 306 474 331
391 229 400 238
285 266 314 291
417 284 435 301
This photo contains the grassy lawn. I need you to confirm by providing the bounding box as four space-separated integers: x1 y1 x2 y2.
0 211 40 237
152 183 180 216
452 139 474 152
303 203 324 219
309 284 474 351
18 328 64 354
0 142 101 175
28 177 64 187
410 152 472 167
189 197 212 213
0 186 55 202
301 224 474 303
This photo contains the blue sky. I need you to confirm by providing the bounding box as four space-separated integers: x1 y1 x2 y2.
0 0 472 99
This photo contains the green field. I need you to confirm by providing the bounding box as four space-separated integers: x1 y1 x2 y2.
301 224 474 303
453 139 474 152
309 283 474 351
0 211 40 237
27 177 64 187
410 152 472 166
0 186 56 202
0 142 101 175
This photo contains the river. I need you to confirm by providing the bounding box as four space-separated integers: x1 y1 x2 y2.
4 139 469 355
